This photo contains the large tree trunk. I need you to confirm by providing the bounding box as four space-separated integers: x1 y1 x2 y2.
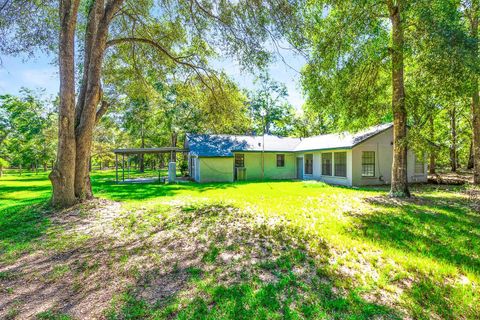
468 141 475 169
73 0 122 199
49 0 80 207
473 86 480 182
450 107 457 172
472 14 480 183
388 2 410 197
429 115 436 174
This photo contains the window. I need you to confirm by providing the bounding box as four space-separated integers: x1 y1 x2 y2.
334 152 347 177
415 155 424 174
276 154 285 167
305 154 313 174
322 153 332 176
362 151 375 177
235 154 244 167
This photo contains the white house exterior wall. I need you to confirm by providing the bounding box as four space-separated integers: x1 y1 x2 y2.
351 127 428 185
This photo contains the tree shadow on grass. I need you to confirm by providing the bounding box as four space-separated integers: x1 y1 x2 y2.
104 203 402 320
0 183 52 195
350 194 480 319
0 202 52 263
93 179 311 202
1 201 402 319
353 195 480 273
92 180 240 201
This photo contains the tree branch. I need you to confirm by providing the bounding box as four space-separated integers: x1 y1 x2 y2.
95 100 109 123
106 37 200 70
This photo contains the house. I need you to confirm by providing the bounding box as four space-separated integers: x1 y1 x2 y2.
186 123 428 186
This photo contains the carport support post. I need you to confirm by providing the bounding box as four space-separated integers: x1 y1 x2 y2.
115 154 118 182
158 153 161 182
127 156 130 179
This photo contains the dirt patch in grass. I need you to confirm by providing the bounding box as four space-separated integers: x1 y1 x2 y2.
0 199 132 319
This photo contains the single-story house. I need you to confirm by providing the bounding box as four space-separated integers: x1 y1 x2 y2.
185 123 428 186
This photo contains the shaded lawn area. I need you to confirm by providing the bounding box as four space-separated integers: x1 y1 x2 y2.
0 170 479 319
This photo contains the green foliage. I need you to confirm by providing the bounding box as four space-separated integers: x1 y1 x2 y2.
300 0 477 169
247 72 297 136
0 89 57 170
0 157 9 168
301 0 393 132
36 310 73 320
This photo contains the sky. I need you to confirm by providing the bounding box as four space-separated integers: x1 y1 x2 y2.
0 51 306 109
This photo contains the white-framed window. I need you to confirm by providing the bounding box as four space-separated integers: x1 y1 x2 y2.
276 154 285 167
334 152 347 177
362 151 375 177
322 153 332 176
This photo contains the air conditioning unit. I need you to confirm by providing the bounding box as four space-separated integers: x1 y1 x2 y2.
236 167 246 181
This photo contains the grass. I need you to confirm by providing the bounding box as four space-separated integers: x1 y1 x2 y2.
0 170 479 319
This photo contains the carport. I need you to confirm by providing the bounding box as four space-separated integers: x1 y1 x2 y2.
112 147 188 183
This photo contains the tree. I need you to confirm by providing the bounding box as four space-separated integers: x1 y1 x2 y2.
301 0 472 196
0 90 57 173
247 73 296 136
462 1 480 183
302 0 412 196
0 158 8 177
1 0 304 207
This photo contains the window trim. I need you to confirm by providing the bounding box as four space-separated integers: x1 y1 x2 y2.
235 153 245 168
321 152 333 176
334 152 347 177
361 151 375 177
276 154 285 167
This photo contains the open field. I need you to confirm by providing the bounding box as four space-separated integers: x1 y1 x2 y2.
1 171 479 319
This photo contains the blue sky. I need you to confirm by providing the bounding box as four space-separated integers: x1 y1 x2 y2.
0 51 306 109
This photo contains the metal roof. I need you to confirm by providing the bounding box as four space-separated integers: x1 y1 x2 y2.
186 134 300 157
294 123 393 152
186 123 393 157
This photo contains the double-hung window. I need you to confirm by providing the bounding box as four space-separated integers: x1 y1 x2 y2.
362 151 375 177
276 154 285 167
322 153 332 176
334 152 347 177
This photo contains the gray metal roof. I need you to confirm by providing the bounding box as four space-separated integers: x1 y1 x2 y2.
186 123 393 157
294 123 393 151
186 134 300 157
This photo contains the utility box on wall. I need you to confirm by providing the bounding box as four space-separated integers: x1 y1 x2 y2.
168 162 176 183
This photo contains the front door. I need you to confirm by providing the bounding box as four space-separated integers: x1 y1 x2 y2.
296 157 303 179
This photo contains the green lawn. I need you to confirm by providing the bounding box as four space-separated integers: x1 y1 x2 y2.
0 170 479 319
